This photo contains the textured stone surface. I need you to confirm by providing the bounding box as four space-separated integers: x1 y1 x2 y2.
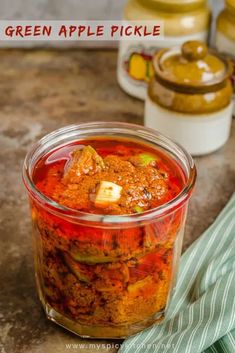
0 49 234 353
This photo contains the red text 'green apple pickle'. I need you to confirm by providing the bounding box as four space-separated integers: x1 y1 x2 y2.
31 138 186 331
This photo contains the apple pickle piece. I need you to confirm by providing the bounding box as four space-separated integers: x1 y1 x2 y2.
94 181 122 208
63 145 105 184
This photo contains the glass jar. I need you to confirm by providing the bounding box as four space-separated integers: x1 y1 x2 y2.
23 122 196 339
145 41 234 156
216 0 235 114
117 0 211 100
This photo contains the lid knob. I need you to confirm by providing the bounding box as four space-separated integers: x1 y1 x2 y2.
181 41 208 61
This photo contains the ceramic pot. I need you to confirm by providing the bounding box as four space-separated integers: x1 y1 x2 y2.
216 0 235 114
145 40 234 155
117 0 211 100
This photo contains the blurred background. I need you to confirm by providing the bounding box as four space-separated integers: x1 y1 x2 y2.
0 0 222 47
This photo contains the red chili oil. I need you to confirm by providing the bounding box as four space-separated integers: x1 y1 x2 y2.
33 138 186 215
30 138 188 331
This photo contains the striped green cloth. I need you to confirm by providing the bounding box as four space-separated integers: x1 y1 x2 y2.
119 194 235 353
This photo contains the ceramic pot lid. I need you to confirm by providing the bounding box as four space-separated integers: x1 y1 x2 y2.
153 41 233 92
145 0 206 11
226 0 235 14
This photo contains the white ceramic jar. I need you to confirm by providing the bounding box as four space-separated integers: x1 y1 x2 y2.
117 0 211 100
144 41 234 156
215 0 235 115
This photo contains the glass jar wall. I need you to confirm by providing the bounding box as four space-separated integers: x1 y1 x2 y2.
23 122 196 338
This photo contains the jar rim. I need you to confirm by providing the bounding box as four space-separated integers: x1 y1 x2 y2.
22 122 196 227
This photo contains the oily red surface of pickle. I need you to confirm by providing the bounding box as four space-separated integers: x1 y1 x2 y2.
33 139 185 216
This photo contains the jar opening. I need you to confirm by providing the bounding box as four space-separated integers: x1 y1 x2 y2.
23 122 196 226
